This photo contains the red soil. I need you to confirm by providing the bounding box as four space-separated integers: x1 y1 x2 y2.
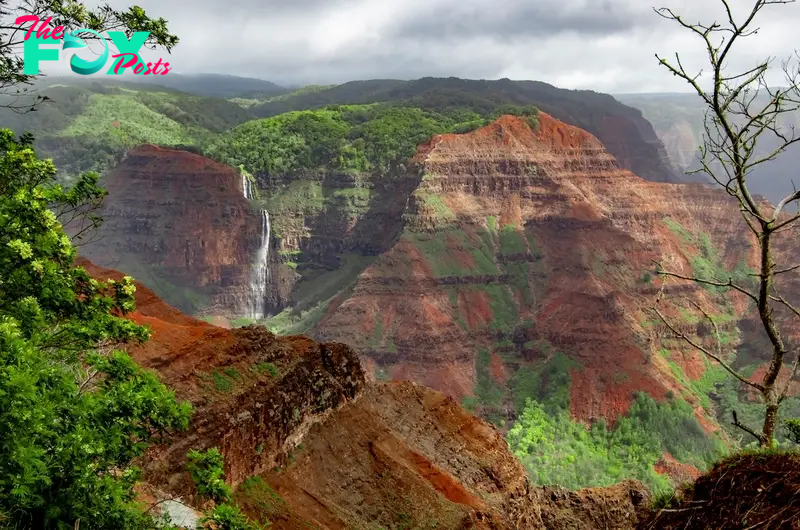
459 290 493 330
490 352 509 385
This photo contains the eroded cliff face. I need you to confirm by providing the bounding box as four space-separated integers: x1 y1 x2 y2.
308 114 777 431
79 145 262 316
78 258 651 530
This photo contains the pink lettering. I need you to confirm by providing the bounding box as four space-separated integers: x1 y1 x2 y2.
160 62 171 75
150 58 164 75
110 53 139 74
15 15 40 41
15 15 62 41
35 17 54 39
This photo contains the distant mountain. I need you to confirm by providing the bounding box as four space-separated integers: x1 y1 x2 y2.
108 73 288 99
251 77 681 183
618 92 800 204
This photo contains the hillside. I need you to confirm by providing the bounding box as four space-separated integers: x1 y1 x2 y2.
0 80 255 179
120 73 288 98
248 77 680 183
77 257 653 530
618 92 800 204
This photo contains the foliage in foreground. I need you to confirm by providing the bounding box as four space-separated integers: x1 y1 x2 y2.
188 448 265 530
0 130 191 528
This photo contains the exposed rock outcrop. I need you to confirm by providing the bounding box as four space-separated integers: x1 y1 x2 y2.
79 145 262 316
640 451 800 530
79 257 652 529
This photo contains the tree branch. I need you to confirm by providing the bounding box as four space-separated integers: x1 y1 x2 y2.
652 306 764 392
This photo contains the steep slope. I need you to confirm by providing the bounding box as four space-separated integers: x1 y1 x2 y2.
313 113 752 421
78 145 261 315
250 77 680 183
640 451 800 529
77 257 652 530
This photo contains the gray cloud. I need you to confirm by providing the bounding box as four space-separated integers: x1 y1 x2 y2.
33 0 800 93
387 0 651 42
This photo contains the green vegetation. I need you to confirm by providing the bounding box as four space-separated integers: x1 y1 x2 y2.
264 296 333 336
237 476 287 519
715 373 800 446
485 284 519 333
663 217 755 292
213 369 236 393
498 225 527 255
404 228 498 277
208 103 539 176
473 348 504 412
188 448 265 529
509 352 579 414
0 2 197 525
508 393 727 495
253 362 280 378
187 448 233 503
0 136 193 526
1 83 253 181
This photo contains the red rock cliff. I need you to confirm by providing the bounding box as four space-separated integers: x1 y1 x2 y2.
313 113 788 430
79 145 261 316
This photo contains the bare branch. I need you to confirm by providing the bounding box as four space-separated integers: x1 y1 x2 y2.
654 262 758 303
779 355 800 401
732 410 764 443
652 306 764 392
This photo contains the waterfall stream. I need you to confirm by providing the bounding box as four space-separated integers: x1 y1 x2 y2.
241 174 270 320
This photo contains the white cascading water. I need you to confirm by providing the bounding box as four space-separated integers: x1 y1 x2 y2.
242 174 253 200
241 174 270 319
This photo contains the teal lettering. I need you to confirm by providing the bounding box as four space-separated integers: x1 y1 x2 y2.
23 34 59 74
106 31 149 75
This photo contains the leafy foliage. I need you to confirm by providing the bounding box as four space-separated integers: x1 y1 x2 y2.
0 0 178 113
187 448 265 530
0 130 192 528
187 448 232 504
785 419 800 444
208 103 539 176
508 393 727 495
0 82 254 181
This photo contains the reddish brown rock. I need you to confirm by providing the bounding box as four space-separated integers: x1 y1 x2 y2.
78 258 650 530
79 144 261 316
312 113 791 430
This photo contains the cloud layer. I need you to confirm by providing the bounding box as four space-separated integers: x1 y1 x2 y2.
29 0 800 93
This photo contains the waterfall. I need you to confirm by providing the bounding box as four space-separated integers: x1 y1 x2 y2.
246 209 270 320
242 174 253 200
241 173 269 320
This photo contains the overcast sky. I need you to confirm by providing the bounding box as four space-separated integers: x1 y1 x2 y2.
26 0 800 93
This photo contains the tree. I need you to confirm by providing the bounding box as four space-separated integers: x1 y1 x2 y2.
0 0 178 112
652 0 800 447
0 2 186 526
187 448 264 530
0 129 193 529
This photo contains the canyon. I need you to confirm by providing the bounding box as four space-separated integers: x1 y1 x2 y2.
79 144 262 316
79 109 800 490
